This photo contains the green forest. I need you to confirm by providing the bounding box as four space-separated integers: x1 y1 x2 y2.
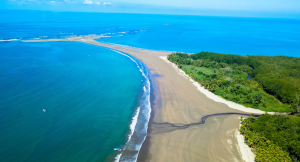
167 52 300 112
240 114 300 161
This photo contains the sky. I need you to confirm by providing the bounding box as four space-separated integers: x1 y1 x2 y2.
1 0 300 18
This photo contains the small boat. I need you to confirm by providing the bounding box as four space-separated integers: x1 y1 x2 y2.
114 148 122 151
43 109 47 112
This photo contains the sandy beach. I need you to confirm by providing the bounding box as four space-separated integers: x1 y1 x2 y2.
24 37 256 162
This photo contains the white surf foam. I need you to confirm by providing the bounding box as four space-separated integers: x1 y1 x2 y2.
114 153 122 162
0 39 20 42
108 49 151 162
127 107 140 143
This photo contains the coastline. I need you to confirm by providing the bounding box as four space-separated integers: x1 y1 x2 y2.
23 37 255 162
104 49 152 162
236 119 255 162
137 64 163 162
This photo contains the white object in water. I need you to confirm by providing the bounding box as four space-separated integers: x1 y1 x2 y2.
43 109 46 112
114 148 122 151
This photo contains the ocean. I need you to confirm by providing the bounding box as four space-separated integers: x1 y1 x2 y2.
0 9 299 162
0 41 151 162
1 10 300 56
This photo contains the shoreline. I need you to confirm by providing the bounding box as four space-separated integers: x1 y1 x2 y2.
23 37 256 162
137 64 162 162
236 119 255 162
104 49 152 162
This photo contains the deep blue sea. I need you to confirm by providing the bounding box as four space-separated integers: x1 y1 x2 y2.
0 9 299 162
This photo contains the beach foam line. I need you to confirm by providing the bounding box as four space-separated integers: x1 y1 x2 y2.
127 107 140 143
85 48 148 162
159 56 277 115
114 106 139 162
114 153 122 162
106 49 151 162
0 39 20 42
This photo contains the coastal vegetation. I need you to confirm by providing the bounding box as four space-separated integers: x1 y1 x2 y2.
167 52 300 112
240 114 300 161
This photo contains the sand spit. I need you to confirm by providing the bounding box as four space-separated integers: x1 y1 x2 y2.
23 37 255 162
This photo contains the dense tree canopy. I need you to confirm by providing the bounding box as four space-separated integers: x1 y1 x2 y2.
240 114 300 161
168 52 300 112
168 52 300 161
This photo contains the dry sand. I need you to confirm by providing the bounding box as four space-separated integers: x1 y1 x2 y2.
237 119 255 162
23 37 256 162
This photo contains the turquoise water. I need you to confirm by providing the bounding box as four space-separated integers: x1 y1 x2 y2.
0 9 299 162
0 41 149 162
1 10 299 57
98 16 300 57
